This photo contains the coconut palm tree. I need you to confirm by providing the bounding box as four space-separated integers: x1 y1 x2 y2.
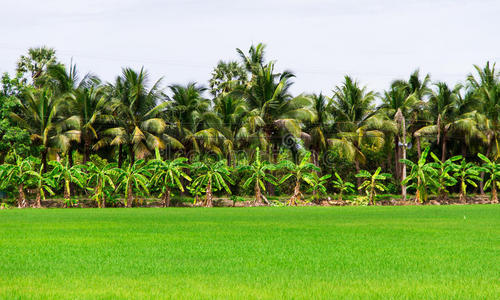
236 43 266 74
165 82 211 158
414 82 460 162
149 148 191 207
115 159 151 207
242 61 314 162
97 67 171 166
303 93 333 167
278 151 320 206
11 88 78 172
190 160 234 207
467 62 500 192
329 76 393 187
66 83 109 163
236 147 277 205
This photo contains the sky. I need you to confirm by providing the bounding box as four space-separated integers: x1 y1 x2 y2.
1 0 499 95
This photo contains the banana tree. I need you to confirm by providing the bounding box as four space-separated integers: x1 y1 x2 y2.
401 147 438 203
86 162 119 208
0 153 33 207
304 173 331 203
451 159 482 203
478 153 500 203
27 165 56 208
149 148 191 207
190 160 234 207
355 167 391 205
429 153 460 200
278 151 320 206
115 159 151 207
50 159 87 205
236 147 277 205
331 172 355 202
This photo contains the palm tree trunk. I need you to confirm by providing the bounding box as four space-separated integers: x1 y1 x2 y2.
129 144 135 166
83 134 91 164
68 150 74 167
355 160 361 193
41 149 48 173
118 144 124 168
416 136 422 158
401 117 407 201
441 129 447 162
17 184 27 208
394 136 400 180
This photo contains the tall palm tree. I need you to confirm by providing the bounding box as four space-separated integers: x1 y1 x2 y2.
236 43 266 74
165 82 212 158
303 93 333 167
329 76 392 187
97 67 171 166
242 61 314 162
468 62 500 160
415 82 460 162
11 88 78 172
69 85 109 163
211 95 249 165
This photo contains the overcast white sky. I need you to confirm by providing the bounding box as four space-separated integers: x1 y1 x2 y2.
1 0 499 95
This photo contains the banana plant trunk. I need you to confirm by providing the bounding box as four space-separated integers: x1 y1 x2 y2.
492 183 498 203
479 144 492 194
127 184 133 207
205 179 213 207
17 184 27 208
288 179 301 206
459 182 466 203
255 181 263 205
64 179 71 203
35 189 42 208
163 187 171 207
369 183 375 206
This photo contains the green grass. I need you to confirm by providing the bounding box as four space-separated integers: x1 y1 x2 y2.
0 206 499 299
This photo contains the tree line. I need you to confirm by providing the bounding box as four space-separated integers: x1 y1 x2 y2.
0 44 498 208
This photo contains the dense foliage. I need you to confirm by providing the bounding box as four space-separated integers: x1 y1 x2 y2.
0 44 499 207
